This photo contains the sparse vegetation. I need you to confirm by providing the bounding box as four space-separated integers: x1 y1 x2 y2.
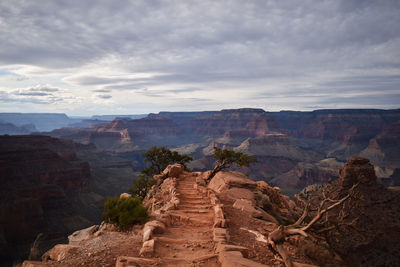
141 146 193 176
206 147 257 183
129 146 192 198
102 196 148 231
128 174 156 199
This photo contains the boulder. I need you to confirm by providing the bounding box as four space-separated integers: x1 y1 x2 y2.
226 187 254 201
68 225 99 245
139 239 155 256
215 243 249 257
208 171 257 193
143 220 166 242
145 220 166 234
162 164 184 178
42 244 79 262
233 199 278 223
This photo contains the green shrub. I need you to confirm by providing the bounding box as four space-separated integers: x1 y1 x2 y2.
102 196 148 230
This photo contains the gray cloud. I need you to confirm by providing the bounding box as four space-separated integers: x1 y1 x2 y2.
0 85 67 104
96 94 112 99
92 89 112 93
0 0 399 112
12 85 60 96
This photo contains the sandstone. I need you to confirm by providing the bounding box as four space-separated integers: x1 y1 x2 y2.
226 187 254 200
163 163 184 178
218 250 269 267
139 239 155 256
196 176 206 186
233 199 278 223
42 244 79 262
215 243 249 257
115 256 157 267
144 220 166 234
142 225 154 242
233 199 258 214
97 222 118 233
22 261 47 267
68 225 99 245
208 171 257 193
339 157 377 188
213 227 229 243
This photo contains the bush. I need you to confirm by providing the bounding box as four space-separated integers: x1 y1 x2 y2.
102 196 148 230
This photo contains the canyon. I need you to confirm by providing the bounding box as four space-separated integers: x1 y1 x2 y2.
46 108 400 194
1 108 400 266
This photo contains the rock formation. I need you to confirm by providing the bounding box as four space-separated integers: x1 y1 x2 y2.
297 157 400 266
45 108 400 193
0 135 138 266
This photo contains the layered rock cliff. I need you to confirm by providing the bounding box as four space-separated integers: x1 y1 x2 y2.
0 135 138 266
46 108 400 192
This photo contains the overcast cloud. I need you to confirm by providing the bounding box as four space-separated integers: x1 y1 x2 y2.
0 0 399 115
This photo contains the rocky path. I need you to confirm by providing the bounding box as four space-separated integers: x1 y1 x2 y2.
151 172 219 266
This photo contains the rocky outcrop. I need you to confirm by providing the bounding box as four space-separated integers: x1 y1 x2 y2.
297 157 400 266
271 159 344 195
0 135 138 266
0 135 92 264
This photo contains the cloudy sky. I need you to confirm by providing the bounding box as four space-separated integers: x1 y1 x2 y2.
0 0 399 115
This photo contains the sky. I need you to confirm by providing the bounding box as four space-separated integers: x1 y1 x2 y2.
0 0 399 116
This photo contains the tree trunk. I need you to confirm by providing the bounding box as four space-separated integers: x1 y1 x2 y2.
206 161 227 183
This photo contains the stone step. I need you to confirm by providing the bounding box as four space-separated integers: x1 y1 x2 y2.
178 190 202 196
179 200 211 205
169 213 213 226
178 208 213 214
180 195 207 200
179 204 213 209
116 254 218 267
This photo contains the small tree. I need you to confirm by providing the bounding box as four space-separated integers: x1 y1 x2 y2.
129 146 193 199
141 146 193 176
102 196 148 231
206 147 257 183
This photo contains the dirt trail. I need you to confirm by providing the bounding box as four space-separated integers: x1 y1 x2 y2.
151 172 219 266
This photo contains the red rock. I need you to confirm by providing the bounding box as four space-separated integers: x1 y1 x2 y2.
139 239 155 256
208 171 257 193
339 157 377 187
162 164 184 178
68 225 99 245
42 244 79 262
218 250 269 267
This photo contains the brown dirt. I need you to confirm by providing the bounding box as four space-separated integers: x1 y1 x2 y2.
45 230 142 267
